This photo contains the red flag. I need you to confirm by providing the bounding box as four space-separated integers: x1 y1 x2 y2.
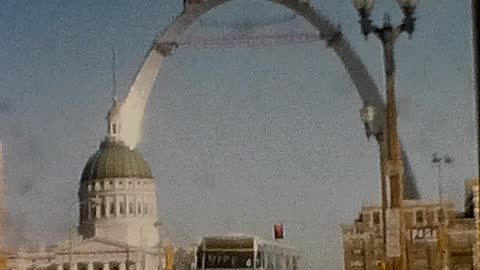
273 224 284 239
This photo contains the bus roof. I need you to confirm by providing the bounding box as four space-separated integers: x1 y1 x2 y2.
196 233 298 252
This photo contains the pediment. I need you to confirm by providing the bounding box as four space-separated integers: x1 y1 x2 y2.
57 238 134 254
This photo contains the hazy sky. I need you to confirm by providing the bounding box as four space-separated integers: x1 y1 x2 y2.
0 0 475 269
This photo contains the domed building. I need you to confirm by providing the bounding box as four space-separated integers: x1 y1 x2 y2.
6 99 164 270
78 102 159 246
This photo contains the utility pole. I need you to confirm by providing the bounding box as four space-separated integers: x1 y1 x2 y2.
0 141 6 270
0 141 5 250
472 1 480 269
353 1 417 269
360 106 389 262
432 153 453 270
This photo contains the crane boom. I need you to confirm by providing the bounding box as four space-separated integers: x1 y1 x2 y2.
178 31 322 49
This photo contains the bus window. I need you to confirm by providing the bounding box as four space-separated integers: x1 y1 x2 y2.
196 252 204 268
255 252 263 268
204 252 254 268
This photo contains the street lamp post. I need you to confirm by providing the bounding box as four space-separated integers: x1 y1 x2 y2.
432 153 453 270
471 1 480 269
353 1 417 269
432 153 453 210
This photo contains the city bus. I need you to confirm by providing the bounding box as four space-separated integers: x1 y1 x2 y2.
193 234 300 270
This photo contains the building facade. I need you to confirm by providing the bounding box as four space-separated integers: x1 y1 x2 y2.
342 179 479 270
465 178 479 270
6 99 163 270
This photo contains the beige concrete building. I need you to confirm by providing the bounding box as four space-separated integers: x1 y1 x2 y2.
341 179 479 270
5 99 164 270
465 178 480 270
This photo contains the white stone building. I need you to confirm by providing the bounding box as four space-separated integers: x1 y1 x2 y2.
7 99 163 270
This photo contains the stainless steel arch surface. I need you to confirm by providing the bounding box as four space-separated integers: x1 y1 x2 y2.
120 0 420 199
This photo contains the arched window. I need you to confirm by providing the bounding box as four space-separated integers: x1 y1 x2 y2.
91 204 97 219
129 202 135 215
109 201 115 215
415 210 424 224
138 203 142 214
112 124 117 134
119 202 125 215
101 202 106 217
373 212 380 225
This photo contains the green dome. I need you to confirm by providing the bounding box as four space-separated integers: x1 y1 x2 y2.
81 141 153 181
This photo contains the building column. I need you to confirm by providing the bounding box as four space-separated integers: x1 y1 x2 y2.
96 199 101 219
57 264 64 270
135 261 141 270
103 263 110 270
87 263 94 270
71 263 78 270
134 196 139 216
115 195 120 217
119 262 126 270
126 196 131 217
105 197 110 218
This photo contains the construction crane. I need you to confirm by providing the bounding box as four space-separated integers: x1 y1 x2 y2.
178 12 322 49
178 31 322 49
199 13 298 31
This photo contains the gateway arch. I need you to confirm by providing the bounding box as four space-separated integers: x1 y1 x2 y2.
119 0 420 199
